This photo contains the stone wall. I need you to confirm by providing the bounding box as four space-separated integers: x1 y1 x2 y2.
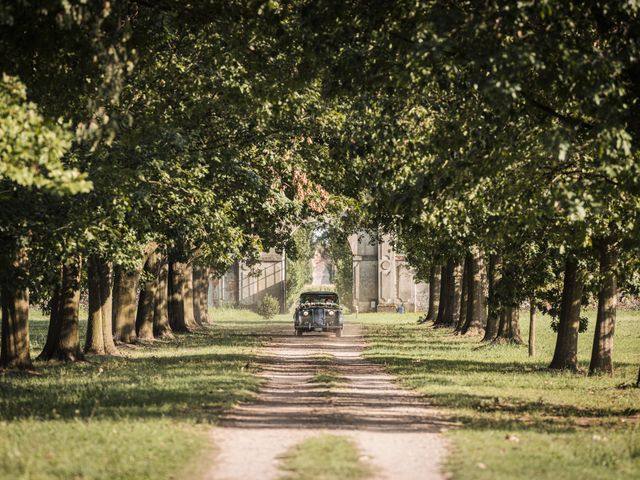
209 249 286 313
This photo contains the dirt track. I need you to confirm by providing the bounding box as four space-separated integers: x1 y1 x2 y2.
205 323 452 480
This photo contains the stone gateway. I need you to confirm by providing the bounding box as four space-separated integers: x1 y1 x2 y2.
209 233 428 313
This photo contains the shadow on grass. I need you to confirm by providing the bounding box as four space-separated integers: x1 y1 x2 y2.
0 323 272 424
366 354 639 375
363 322 640 438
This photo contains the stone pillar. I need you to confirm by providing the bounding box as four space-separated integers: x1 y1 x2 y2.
377 234 397 312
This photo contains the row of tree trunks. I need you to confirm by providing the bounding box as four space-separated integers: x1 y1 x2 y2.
0 247 32 369
425 265 441 322
39 257 84 361
4 242 209 365
85 257 118 355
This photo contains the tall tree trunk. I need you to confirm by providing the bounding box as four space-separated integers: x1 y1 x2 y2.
85 258 104 354
434 263 450 327
529 302 536 356
444 259 462 327
182 262 197 328
153 258 173 339
169 260 198 332
112 265 141 344
461 247 486 336
85 257 117 355
193 265 210 326
482 254 502 342
589 241 617 376
425 265 441 322
1 288 31 369
549 258 583 371
38 272 62 360
455 256 469 332
136 249 160 341
41 256 84 361
0 247 31 369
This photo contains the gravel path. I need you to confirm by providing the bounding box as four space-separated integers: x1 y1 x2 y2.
204 323 453 480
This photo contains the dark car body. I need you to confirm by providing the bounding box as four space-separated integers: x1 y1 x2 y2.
293 291 344 336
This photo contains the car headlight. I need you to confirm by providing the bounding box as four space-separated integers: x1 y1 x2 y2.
303 311 309 316
328 310 335 316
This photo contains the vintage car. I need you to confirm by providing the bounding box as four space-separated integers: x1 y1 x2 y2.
293 291 344 337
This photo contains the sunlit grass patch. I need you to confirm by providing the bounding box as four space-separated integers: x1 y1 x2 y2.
309 369 345 390
0 308 271 480
278 434 372 480
358 310 640 480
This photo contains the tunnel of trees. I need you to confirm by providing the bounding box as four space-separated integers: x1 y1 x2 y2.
1 1 639 386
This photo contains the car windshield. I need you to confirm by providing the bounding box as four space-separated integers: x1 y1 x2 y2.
299 293 338 305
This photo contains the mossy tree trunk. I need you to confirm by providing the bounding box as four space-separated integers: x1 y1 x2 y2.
589 241 617 376
0 247 31 369
455 255 469 332
482 254 502 342
41 256 84 361
425 265 440 322
85 257 118 355
112 265 141 344
549 258 583 371
461 247 486 336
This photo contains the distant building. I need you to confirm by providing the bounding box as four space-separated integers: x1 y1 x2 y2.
209 233 428 313
209 250 286 313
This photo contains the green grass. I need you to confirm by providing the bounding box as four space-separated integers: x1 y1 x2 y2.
307 353 344 390
358 309 640 480
309 369 344 389
278 434 372 480
0 308 280 480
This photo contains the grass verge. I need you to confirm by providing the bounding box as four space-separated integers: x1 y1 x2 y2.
278 434 372 480
0 308 280 480
358 309 640 480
